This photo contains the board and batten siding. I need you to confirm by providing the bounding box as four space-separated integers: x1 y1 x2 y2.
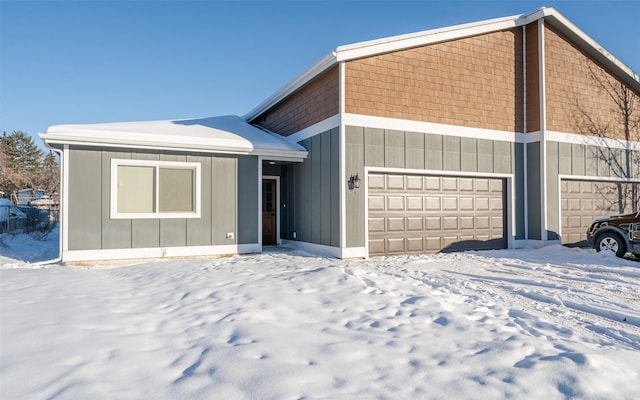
345 126 525 248
284 128 340 247
545 141 640 241
67 147 258 251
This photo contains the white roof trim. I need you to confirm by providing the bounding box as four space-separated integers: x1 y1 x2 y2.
246 7 639 122
243 52 337 122
334 15 520 62
40 115 308 160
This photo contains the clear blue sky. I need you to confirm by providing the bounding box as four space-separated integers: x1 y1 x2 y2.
2 0 639 149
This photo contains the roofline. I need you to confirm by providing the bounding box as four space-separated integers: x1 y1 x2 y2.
38 133 308 161
243 52 337 122
244 7 640 123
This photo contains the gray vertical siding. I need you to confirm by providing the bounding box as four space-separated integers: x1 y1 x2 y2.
330 128 340 247
527 142 542 240
515 143 526 240
364 127 384 167
212 156 237 245
461 137 477 172
346 126 365 247
101 149 132 249
67 146 257 252
425 134 443 170
405 132 425 170
68 148 102 250
344 126 519 248
545 142 560 240
237 156 258 245
285 129 341 247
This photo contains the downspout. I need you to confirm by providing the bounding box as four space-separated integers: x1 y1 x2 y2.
32 141 64 266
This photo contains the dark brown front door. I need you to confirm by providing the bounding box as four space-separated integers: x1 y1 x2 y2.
262 179 277 245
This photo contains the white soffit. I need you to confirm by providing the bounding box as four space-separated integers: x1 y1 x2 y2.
40 115 308 160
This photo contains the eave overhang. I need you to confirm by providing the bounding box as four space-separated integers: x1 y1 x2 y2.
39 115 308 162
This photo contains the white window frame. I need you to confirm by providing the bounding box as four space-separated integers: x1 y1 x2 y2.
110 159 201 219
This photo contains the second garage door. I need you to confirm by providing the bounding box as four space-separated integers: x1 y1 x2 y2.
368 173 507 256
561 179 639 245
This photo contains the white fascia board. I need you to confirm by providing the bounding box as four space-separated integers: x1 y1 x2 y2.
40 135 252 154
335 15 520 62
243 52 337 122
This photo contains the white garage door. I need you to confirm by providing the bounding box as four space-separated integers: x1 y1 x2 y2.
561 179 639 245
368 173 507 256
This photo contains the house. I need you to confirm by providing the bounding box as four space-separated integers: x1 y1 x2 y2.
41 7 640 262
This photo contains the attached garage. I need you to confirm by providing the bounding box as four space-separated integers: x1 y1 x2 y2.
561 179 639 245
367 172 507 256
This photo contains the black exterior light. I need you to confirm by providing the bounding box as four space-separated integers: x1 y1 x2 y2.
348 174 361 190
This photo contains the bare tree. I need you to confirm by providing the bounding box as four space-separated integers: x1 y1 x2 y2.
573 63 640 213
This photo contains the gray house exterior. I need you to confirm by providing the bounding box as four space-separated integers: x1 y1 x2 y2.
42 7 640 262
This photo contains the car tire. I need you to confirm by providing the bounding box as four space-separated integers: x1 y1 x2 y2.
595 233 626 258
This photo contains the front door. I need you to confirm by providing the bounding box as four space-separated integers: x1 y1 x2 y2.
262 179 277 245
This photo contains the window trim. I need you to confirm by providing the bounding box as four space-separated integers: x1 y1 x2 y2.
110 159 201 219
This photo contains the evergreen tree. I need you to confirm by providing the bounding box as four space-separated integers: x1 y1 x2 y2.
40 151 60 196
0 131 45 196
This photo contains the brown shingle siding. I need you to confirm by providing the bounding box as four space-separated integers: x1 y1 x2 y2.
526 22 540 132
544 25 640 140
345 29 524 133
252 66 339 136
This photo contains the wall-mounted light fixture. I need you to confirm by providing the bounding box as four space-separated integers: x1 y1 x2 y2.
348 174 361 190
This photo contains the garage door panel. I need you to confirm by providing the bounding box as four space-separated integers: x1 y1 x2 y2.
368 173 507 256
459 197 474 211
406 196 423 211
369 218 385 232
475 216 490 229
561 179 639 245
425 176 441 190
387 217 405 232
460 216 474 229
369 174 385 189
442 177 458 191
387 196 405 211
425 197 441 211
425 237 441 251
425 217 441 230
443 217 458 230
387 238 405 253
387 175 404 190
407 217 424 231
406 176 423 190
442 197 458 210
368 239 385 255
459 178 474 191
406 237 424 252
369 196 385 211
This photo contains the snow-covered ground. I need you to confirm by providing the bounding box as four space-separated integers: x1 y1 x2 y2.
1 231 639 399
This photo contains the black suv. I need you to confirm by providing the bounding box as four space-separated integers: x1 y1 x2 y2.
587 212 640 258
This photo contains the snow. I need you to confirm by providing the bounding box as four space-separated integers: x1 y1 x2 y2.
1 232 640 399
40 115 307 159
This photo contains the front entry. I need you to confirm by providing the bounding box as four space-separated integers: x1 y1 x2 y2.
262 179 277 245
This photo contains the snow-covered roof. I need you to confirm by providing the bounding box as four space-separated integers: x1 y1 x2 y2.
244 7 640 122
40 115 307 161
